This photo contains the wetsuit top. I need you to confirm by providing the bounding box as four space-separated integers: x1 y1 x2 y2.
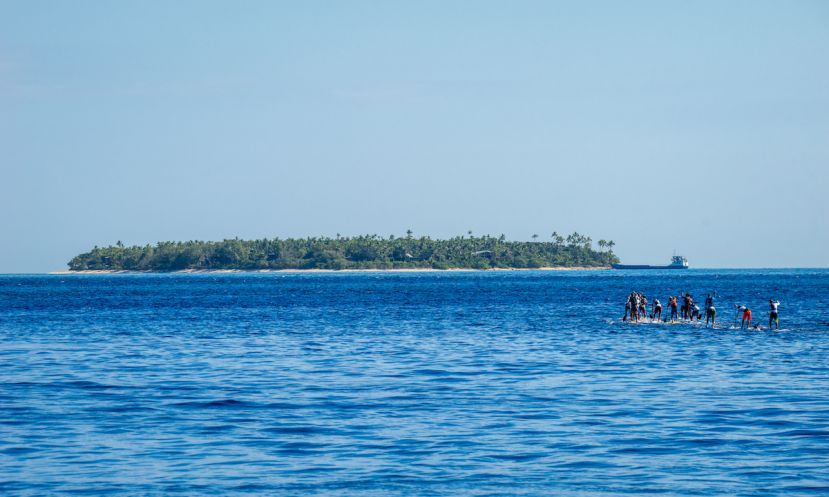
705 296 714 308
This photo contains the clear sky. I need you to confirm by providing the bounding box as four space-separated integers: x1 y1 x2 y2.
1 1 827 272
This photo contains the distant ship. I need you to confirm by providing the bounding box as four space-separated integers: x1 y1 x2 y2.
612 255 689 270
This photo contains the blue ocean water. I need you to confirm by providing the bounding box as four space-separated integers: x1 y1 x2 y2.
1 269 828 496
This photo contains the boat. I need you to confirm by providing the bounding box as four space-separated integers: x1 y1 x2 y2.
612 255 688 270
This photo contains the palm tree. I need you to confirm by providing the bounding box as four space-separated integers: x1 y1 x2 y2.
551 232 564 247
532 234 539 240
607 240 615 252
598 239 607 252
406 229 413 239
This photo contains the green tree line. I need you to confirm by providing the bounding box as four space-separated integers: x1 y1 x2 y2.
68 232 618 271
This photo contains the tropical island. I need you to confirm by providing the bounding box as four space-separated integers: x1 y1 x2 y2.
67 232 618 271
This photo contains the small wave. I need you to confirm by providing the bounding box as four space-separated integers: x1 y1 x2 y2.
553 460 618 469
779 429 829 438
261 425 331 435
171 399 254 409
483 452 546 462
685 438 728 447
610 446 677 455
783 484 829 492
276 441 327 454
7 380 121 390
1 447 36 456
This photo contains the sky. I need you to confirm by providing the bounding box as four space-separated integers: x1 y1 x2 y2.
1 1 828 272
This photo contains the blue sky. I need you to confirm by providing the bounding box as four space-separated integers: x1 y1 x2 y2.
1 1 827 271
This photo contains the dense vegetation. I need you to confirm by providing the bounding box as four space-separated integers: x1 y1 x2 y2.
68 232 618 271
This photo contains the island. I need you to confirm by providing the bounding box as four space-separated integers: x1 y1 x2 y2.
66 232 618 271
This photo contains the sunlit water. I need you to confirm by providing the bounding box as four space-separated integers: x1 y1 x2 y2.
1 270 828 495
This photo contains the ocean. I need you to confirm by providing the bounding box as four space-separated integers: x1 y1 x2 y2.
1 269 828 495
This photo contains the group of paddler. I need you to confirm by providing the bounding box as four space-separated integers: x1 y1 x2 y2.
623 291 781 330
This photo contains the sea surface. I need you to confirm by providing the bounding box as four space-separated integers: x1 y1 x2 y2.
1 269 828 496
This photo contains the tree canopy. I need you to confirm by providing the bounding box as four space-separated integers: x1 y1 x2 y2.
68 233 618 271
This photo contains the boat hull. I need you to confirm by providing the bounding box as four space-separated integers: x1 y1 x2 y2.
612 264 688 270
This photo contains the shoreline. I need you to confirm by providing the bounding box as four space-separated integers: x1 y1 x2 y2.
50 267 610 275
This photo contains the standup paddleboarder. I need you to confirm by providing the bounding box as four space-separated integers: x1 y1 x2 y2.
769 299 780 330
741 307 752 330
669 296 678 322
705 294 716 327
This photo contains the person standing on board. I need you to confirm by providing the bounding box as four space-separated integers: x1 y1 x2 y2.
652 298 662 321
692 303 701 321
669 296 678 322
624 292 638 322
741 307 752 330
705 294 716 327
633 292 642 323
769 299 780 330
623 293 633 321
640 295 648 322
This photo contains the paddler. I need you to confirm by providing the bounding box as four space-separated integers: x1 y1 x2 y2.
624 292 637 322
769 299 780 330
705 294 716 326
705 304 716 327
623 294 632 321
669 296 678 322
741 306 752 329
640 295 648 322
